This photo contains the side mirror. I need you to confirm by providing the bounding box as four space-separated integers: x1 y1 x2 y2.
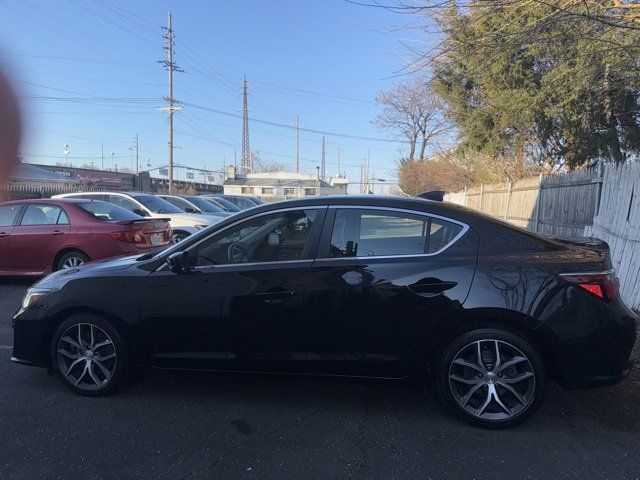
133 208 148 217
184 207 198 213
166 251 190 274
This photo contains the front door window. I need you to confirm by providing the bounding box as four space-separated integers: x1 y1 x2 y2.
189 209 318 267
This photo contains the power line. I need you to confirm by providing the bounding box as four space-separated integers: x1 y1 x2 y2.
182 101 405 144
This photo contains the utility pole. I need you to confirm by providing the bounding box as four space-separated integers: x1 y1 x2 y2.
133 133 139 172
241 74 251 174
296 114 300 173
100 143 104 171
321 136 326 181
337 146 341 177
366 149 371 194
161 12 183 193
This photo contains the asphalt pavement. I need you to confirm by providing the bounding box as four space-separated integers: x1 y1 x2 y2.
1 278 639 480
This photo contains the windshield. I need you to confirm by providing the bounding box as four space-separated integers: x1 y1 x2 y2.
132 195 184 214
78 201 142 221
207 196 241 212
184 196 225 213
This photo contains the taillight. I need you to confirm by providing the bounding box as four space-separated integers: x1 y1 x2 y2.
560 270 619 301
109 227 145 244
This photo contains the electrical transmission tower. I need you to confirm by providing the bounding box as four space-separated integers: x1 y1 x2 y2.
160 12 183 193
241 75 252 174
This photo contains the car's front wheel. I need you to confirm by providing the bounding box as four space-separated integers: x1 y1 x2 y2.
50 314 127 396
436 328 546 429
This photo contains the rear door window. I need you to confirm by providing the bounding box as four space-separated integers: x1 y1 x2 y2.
108 195 140 213
0 205 22 226
20 205 68 226
328 208 463 258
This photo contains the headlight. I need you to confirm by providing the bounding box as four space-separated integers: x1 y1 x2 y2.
194 224 209 230
21 288 54 310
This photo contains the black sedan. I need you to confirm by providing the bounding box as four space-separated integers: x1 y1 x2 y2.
12 196 638 428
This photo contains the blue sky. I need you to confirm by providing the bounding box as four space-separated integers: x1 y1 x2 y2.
1 0 425 192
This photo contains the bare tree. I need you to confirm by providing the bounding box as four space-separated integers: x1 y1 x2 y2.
251 152 287 173
374 80 449 162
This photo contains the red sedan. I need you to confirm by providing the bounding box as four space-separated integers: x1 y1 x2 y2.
0 198 172 276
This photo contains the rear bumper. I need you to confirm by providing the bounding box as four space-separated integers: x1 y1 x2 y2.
560 361 633 390
536 292 638 390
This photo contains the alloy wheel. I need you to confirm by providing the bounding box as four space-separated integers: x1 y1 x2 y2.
56 323 117 391
61 256 85 269
448 339 536 421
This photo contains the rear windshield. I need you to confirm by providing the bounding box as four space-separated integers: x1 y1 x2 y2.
132 194 184 214
79 201 142 221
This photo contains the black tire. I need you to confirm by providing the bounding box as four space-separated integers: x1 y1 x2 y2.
50 313 128 397
56 250 89 271
172 231 189 243
436 328 547 429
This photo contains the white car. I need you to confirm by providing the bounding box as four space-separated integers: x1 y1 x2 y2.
53 192 216 242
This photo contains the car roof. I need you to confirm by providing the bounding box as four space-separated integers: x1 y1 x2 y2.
1 198 89 206
244 194 497 224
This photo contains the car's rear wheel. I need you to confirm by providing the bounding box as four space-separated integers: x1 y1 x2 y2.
56 250 89 270
436 328 546 429
50 314 127 396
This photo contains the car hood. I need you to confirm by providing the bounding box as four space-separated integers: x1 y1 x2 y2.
35 254 143 289
161 212 214 225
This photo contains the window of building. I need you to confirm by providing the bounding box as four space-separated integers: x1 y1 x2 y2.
261 187 275 195
328 208 463 258
284 188 297 196
303 188 317 196
190 209 318 266
241 187 254 194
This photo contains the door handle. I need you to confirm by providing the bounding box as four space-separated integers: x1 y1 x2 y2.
0 232 8 238
258 289 301 304
52 230 65 236
407 280 457 297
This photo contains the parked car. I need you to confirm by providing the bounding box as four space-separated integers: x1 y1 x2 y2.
53 192 214 242
208 194 263 210
0 198 171 276
199 195 242 213
12 196 638 428
157 194 231 221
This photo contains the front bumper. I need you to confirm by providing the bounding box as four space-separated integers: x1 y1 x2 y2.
11 301 54 369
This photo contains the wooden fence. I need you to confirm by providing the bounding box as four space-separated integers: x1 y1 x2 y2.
445 162 640 310
445 167 603 237
584 163 640 311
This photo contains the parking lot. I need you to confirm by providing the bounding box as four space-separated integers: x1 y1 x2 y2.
0 278 639 480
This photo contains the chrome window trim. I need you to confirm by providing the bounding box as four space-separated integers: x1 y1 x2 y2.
189 258 312 272
154 206 325 272
319 204 470 260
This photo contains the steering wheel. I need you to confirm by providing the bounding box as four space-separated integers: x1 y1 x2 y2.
227 242 250 264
